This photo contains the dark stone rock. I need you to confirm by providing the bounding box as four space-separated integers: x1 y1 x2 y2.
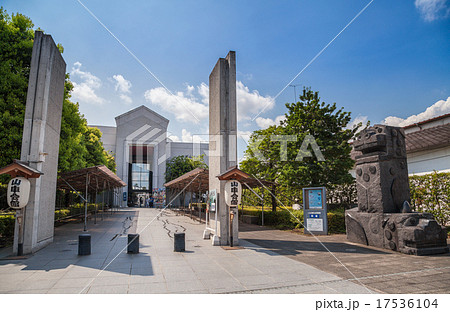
346 125 448 255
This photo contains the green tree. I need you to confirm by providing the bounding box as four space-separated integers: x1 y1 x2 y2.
240 87 361 207
240 125 283 211
58 76 88 172
280 88 358 190
0 8 34 177
165 154 207 183
0 8 116 178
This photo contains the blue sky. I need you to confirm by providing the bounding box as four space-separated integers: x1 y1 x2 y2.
3 0 450 158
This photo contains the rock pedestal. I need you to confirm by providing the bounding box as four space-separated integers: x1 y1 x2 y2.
346 125 448 255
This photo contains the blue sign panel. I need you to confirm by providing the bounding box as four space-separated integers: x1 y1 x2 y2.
308 189 323 209
123 192 127 202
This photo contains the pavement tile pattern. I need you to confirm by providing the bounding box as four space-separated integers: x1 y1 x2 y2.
239 223 450 294
0 208 371 294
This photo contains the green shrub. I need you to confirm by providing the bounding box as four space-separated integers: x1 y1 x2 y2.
327 212 346 233
0 214 15 246
54 209 71 220
410 172 450 225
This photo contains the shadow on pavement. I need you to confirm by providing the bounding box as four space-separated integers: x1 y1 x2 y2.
243 238 390 256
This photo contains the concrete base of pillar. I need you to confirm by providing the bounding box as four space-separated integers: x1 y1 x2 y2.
203 229 210 239
212 235 220 246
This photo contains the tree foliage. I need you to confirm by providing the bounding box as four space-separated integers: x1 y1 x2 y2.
241 87 361 208
165 155 208 183
0 8 116 180
0 8 34 173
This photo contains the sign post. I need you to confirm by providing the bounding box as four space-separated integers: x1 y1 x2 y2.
224 180 242 247
302 187 328 235
7 177 31 256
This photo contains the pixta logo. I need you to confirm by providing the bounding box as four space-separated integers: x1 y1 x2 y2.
191 133 325 163
250 134 325 162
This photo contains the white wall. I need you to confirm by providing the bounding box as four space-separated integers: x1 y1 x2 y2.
407 146 450 175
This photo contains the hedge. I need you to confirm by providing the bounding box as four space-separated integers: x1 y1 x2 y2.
0 214 15 247
410 172 450 226
0 204 108 246
241 208 346 234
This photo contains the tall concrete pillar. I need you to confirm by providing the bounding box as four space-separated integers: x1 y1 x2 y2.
209 51 238 246
14 31 66 254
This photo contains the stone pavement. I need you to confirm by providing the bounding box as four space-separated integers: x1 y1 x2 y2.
0 208 372 294
240 223 450 294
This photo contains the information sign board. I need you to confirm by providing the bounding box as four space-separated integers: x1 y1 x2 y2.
302 187 328 235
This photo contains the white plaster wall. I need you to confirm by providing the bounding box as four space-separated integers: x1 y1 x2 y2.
92 125 117 155
407 146 450 175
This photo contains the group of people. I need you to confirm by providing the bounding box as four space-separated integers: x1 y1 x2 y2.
139 196 153 208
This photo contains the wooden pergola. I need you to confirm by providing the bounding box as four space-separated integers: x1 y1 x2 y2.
57 165 126 193
164 168 209 193
164 166 275 192
57 165 126 230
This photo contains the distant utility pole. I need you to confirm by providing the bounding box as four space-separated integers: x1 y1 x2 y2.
289 84 300 102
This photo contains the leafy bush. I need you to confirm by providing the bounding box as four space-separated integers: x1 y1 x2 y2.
327 212 346 233
0 214 15 246
54 209 71 220
410 172 450 226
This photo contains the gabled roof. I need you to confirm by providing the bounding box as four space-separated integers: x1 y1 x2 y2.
164 166 275 192
164 168 209 193
115 105 169 124
405 123 450 153
0 160 43 178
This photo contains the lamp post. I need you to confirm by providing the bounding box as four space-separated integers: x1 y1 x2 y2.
289 84 300 102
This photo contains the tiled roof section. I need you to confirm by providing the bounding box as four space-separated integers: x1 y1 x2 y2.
405 123 450 153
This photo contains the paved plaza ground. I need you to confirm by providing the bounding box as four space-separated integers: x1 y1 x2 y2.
0 207 448 294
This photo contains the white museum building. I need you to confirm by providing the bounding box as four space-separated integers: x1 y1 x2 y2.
92 105 209 207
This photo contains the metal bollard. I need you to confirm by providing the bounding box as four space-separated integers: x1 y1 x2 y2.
78 234 91 255
127 234 140 254
174 232 185 252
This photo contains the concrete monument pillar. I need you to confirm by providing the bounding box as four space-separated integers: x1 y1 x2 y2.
209 51 238 246
13 31 66 254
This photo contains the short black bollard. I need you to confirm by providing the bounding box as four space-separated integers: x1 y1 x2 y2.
174 232 185 252
127 234 139 254
78 234 91 256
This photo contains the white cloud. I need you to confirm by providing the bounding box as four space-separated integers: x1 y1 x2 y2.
347 115 369 132
181 129 193 142
71 62 105 105
236 81 275 121
181 129 204 143
167 134 180 142
255 115 286 129
112 74 132 105
382 96 450 127
144 81 273 124
112 74 132 94
144 85 209 123
415 0 450 21
119 94 132 105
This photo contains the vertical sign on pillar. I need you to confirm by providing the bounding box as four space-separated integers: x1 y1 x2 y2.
224 180 242 246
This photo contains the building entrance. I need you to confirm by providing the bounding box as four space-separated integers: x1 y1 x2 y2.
127 145 153 207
